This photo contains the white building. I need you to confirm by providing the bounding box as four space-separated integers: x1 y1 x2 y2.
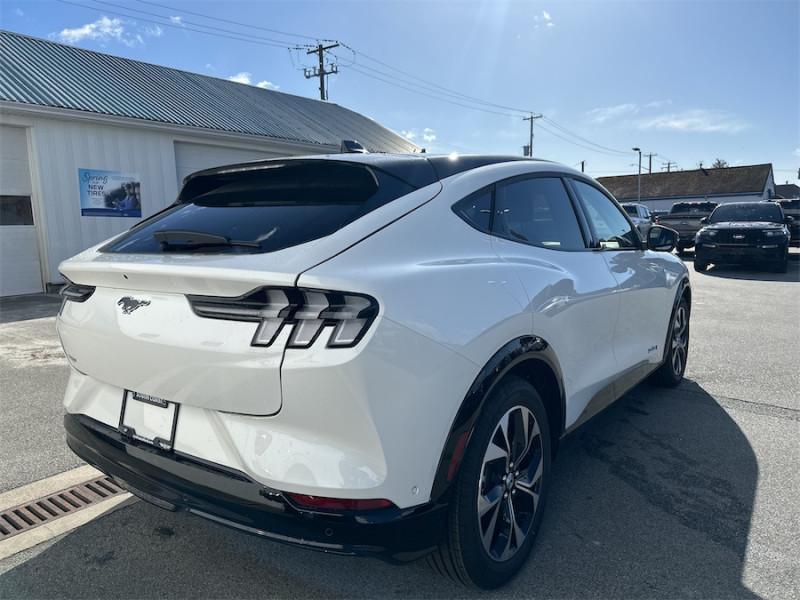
597 164 777 213
0 30 416 297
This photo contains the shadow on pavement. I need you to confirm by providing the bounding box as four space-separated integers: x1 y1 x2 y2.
682 254 800 282
0 381 758 599
0 294 62 324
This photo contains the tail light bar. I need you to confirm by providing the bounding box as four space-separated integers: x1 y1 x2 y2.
60 281 96 303
187 286 379 349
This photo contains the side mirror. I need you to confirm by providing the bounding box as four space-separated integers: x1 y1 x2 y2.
785 216 794 225
700 216 709 225
647 225 679 252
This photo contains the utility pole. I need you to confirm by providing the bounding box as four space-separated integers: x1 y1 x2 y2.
304 42 339 100
643 152 657 174
632 147 642 203
662 161 677 173
522 114 542 157
581 160 585 173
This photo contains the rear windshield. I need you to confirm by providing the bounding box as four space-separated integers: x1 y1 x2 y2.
102 161 417 254
622 205 638 216
778 199 799 210
709 203 783 224
670 202 717 214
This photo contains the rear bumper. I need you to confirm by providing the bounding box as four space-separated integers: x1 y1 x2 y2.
65 414 447 562
695 243 787 264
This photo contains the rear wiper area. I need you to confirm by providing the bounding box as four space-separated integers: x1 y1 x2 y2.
153 230 261 251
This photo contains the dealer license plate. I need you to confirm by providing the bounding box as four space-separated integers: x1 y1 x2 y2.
120 391 178 450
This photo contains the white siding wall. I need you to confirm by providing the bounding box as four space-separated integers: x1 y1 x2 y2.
15 114 297 285
174 142 278 187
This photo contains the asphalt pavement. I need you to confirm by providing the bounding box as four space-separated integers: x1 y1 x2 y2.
0 258 798 599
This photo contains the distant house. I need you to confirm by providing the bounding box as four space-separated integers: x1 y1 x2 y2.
597 164 776 212
775 183 800 199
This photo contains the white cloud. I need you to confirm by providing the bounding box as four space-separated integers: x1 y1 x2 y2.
645 99 672 109
793 148 800 158
422 127 437 143
227 73 279 90
144 25 163 37
169 16 183 25
586 103 639 123
401 130 417 140
54 16 142 47
638 109 748 134
14 8 24 16
227 72 252 85
534 9 554 29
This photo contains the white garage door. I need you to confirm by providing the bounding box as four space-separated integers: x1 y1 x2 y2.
174 142 280 187
0 125 43 296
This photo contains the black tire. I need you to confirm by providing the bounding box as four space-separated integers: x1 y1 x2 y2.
427 376 551 589
650 297 689 387
774 254 788 273
693 261 708 272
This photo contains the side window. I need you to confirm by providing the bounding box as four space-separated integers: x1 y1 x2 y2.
492 177 585 250
0 196 34 226
572 180 639 249
452 188 492 233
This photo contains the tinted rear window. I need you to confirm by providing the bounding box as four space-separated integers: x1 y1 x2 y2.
670 202 717 214
103 161 417 254
623 205 638 216
709 203 783 224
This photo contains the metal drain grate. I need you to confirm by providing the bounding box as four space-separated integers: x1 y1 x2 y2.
0 476 124 540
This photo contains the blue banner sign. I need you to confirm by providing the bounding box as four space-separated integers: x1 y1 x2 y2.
79 168 142 217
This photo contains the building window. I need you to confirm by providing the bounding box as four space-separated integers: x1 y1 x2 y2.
0 196 34 226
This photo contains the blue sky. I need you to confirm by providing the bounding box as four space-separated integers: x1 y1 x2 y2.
3 0 798 181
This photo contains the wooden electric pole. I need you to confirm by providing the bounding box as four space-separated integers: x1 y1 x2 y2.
304 42 339 100
522 114 543 157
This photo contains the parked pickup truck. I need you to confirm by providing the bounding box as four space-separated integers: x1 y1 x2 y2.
655 201 718 255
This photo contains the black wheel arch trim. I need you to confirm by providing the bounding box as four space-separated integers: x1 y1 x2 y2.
662 275 691 365
430 335 565 501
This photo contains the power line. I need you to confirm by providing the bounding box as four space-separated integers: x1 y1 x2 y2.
338 43 533 115
55 0 292 48
346 65 515 117
135 0 321 41
73 0 298 46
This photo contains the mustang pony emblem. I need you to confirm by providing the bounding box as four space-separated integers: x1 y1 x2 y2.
117 296 151 314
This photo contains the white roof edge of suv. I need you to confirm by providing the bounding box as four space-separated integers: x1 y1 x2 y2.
58 153 690 588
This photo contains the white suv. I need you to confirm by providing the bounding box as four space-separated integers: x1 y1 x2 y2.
58 154 690 589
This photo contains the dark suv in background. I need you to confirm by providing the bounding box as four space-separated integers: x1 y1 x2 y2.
694 202 792 273
775 198 800 246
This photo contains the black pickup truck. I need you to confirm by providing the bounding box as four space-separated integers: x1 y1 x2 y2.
655 201 718 255
694 202 793 273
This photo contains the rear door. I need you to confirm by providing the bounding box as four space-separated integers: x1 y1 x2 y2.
488 174 621 423
58 159 440 415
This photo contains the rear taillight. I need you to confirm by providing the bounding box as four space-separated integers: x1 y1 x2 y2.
285 493 395 512
60 281 96 303
187 287 379 349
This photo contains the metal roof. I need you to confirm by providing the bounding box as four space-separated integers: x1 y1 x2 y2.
597 164 773 201
0 30 417 153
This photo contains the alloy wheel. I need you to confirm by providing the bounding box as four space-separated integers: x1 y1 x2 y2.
477 405 543 562
671 305 688 376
